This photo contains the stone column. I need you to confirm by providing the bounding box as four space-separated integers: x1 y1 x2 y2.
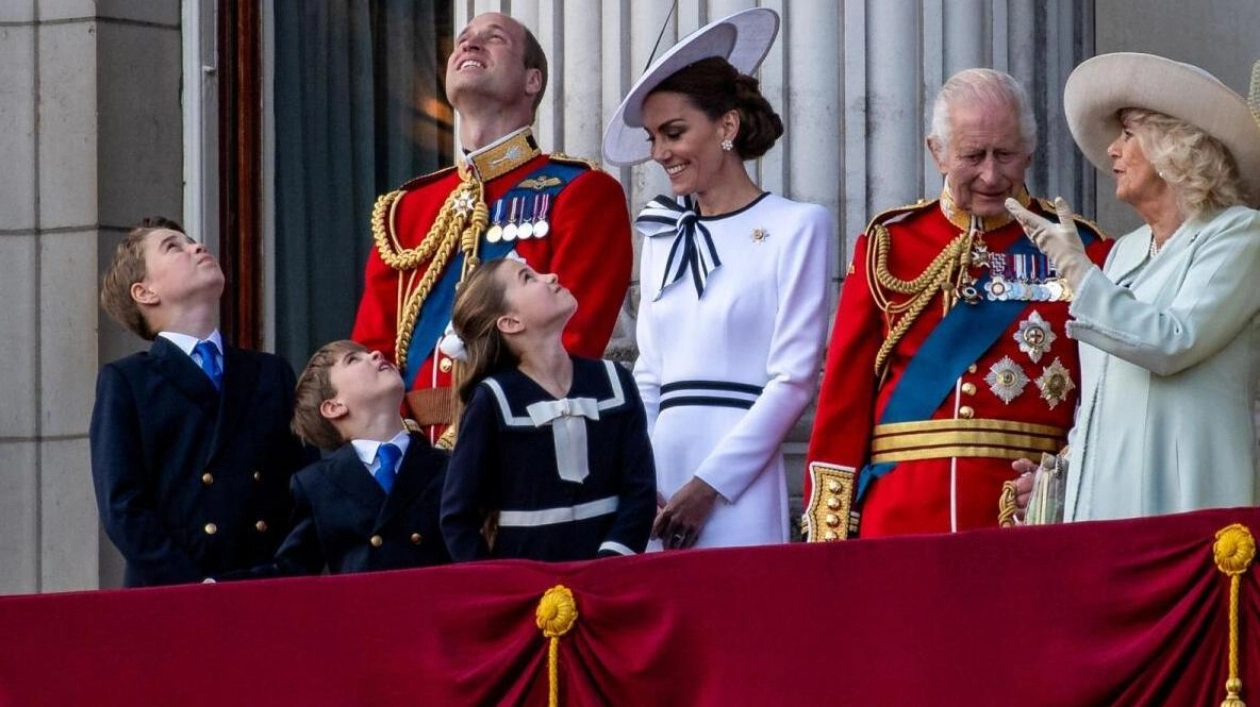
0 0 182 594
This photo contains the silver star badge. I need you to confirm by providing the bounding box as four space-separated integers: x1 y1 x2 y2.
985 356 1029 404
1015 310 1057 363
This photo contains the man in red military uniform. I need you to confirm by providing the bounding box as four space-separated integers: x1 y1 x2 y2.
804 68 1111 539
353 12 631 445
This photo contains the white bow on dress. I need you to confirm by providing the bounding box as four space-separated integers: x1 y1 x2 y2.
525 397 601 483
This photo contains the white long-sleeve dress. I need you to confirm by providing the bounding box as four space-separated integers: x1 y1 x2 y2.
634 192 832 547
1065 205 1260 521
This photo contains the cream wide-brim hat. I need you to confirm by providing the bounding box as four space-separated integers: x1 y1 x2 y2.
1064 52 1260 204
601 8 780 167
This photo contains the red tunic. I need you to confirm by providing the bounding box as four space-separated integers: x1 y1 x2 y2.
805 198 1110 538
352 152 632 441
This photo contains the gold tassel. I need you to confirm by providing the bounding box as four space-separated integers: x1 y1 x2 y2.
1214 524 1256 707
536 585 579 707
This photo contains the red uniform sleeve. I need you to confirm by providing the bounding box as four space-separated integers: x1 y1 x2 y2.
804 234 883 504
352 232 400 364
546 169 632 358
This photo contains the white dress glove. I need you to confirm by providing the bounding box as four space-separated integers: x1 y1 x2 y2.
1005 196 1092 289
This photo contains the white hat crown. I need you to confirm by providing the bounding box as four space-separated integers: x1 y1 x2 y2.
602 8 780 167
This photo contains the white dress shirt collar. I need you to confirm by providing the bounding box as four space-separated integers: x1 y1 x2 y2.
350 430 411 475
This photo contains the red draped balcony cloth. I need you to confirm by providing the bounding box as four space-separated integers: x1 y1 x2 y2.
0 507 1257 706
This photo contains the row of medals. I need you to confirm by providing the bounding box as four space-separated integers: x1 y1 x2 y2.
486 193 552 244
964 241 1073 303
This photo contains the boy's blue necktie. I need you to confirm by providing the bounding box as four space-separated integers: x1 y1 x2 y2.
193 340 222 391
375 443 401 495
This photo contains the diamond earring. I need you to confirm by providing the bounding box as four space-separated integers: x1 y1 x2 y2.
720 138 734 152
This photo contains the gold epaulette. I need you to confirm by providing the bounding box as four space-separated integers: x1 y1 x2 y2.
861 198 939 237
1033 198 1111 241
395 165 458 194
548 152 600 172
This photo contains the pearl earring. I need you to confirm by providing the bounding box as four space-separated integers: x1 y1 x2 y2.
721 138 734 152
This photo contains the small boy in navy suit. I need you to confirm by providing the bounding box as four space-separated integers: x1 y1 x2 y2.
223 339 451 578
90 217 312 587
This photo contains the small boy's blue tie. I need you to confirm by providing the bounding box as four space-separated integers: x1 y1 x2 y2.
193 340 222 390
375 443 401 495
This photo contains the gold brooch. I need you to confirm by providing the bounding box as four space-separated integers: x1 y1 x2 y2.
751 228 769 243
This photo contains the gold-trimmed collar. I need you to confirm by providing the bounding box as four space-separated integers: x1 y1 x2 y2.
939 184 1031 232
462 127 541 183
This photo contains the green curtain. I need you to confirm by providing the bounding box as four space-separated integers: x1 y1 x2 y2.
273 0 452 369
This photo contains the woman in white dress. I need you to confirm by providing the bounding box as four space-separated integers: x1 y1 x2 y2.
603 9 833 549
1007 53 1260 521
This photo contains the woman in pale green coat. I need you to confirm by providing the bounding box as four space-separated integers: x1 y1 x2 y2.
1007 53 1260 522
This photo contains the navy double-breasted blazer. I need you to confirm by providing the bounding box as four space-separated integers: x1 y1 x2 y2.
89 337 311 587
239 435 451 577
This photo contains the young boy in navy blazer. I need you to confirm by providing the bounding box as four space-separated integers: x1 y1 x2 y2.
90 217 312 587
225 339 451 578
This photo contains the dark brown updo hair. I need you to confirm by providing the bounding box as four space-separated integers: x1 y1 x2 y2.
650 56 784 159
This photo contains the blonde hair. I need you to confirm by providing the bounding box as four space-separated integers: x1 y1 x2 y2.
449 259 519 424
99 217 184 340
1122 108 1247 219
292 339 366 450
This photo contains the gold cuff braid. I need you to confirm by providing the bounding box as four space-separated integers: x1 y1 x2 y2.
803 463 859 541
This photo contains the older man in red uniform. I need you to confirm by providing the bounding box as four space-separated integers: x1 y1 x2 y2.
353 12 631 445
804 69 1110 539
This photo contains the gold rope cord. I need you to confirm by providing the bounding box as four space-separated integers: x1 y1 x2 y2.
997 481 1018 527
536 585 579 707
370 164 488 369
1215 524 1256 707
866 223 975 377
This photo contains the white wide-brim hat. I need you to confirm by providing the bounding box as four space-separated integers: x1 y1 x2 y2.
601 8 780 166
1064 52 1260 203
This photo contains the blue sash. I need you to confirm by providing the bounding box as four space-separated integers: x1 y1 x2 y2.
402 161 587 386
856 222 1098 499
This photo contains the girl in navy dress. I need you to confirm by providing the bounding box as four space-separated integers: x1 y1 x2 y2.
440 258 656 562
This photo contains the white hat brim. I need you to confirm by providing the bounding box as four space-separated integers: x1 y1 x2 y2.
601 8 780 166
1064 52 1260 204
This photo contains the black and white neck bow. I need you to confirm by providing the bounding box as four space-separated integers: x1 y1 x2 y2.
635 195 722 299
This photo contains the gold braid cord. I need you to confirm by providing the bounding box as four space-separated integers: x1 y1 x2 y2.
997 481 1019 527
866 223 976 377
1214 524 1256 707
371 164 488 369
536 585 579 707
